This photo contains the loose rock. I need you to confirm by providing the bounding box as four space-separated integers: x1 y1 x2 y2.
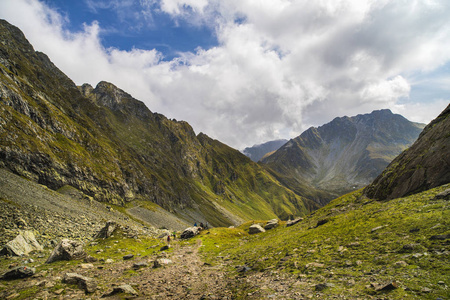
434 189 450 200
123 254 134 260
94 221 117 239
0 231 43 256
46 239 86 263
376 281 398 291
1 266 35 280
63 272 97 293
249 224 265 234
153 258 172 268
180 227 200 239
286 217 303 227
264 219 279 230
102 284 138 297
429 234 450 240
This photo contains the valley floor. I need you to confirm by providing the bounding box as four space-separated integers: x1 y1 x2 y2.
0 167 448 299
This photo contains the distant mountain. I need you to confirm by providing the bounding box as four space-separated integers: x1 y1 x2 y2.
261 110 425 204
364 104 450 200
243 139 288 162
0 19 317 226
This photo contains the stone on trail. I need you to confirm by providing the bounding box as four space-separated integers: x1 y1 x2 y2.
101 284 138 297
1 266 35 280
94 221 117 239
264 219 279 230
63 272 97 293
132 262 148 270
153 258 172 268
180 227 200 239
0 230 43 256
248 224 265 234
46 239 86 263
160 245 170 251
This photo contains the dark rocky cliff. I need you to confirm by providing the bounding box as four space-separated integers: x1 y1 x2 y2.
364 104 450 200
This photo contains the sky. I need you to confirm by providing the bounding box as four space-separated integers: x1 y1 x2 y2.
0 0 449 150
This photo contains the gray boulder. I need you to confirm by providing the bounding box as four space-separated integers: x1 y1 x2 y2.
94 221 117 239
1 266 35 280
264 219 279 230
180 227 200 239
102 284 138 297
435 189 450 200
249 224 265 234
63 272 97 293
0 231 43 256
286 217 303 227
46 239 86 263
153 258 173 268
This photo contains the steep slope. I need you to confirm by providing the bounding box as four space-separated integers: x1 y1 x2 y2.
364 104 450 200
243 139 288 162
0 19 315 226
261 110 425 204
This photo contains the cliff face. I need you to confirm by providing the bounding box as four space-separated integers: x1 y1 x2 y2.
364 104 450 200
261 110 425 204
0 19 315 226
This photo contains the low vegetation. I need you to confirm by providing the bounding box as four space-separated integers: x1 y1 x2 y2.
196 184 449 299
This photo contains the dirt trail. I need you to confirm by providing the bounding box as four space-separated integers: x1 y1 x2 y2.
130 240 232 299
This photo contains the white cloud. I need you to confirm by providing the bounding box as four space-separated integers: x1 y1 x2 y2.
0 0 449 149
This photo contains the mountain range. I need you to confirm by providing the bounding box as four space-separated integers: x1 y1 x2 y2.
242 139 288 162
0 19 315 227
260 110 425 204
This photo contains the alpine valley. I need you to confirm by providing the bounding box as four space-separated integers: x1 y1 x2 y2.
0 19 449 300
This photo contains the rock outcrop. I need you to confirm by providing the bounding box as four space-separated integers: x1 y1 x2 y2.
0 231 43 256
180 227 200 239
94 221 117 239
1 266 35 280
46 239 86 263
63 273 97 293
249 224 265 234
365 104 450 200
264 219 279 230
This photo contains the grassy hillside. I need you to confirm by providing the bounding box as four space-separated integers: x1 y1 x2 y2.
0 19 314 226
196 184 450 299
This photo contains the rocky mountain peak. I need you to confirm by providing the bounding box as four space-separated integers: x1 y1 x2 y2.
261 109 426 203
364 104 450 200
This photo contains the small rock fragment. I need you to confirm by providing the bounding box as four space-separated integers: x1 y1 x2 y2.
376 281 398 291
63 273 97 293
1 266 35 280
102 284 138 297
123 254 134 260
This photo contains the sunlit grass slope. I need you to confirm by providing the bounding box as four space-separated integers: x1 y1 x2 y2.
197 184 449 299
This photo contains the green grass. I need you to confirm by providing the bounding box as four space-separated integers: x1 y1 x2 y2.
85 228 167 261
195 184 450 299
